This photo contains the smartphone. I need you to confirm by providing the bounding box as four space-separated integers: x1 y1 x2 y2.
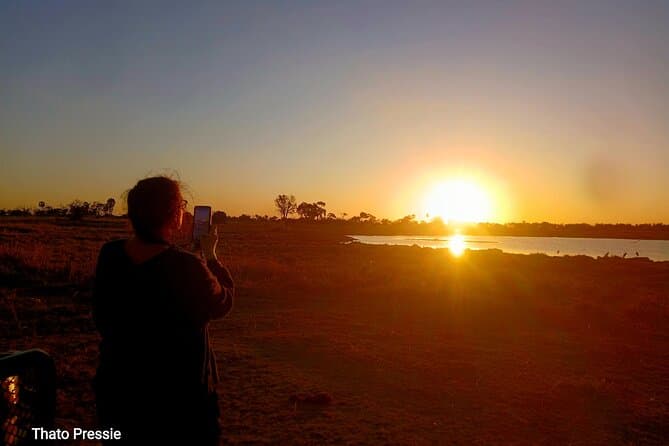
192 205 212 244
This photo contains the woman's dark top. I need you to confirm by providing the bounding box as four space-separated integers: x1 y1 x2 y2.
92 238 234 444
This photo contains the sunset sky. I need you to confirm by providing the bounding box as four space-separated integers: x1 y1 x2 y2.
1 1 668 223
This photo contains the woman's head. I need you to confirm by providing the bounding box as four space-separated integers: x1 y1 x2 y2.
124 176 187 243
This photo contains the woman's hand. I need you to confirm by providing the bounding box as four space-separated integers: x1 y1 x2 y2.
199 225 219 261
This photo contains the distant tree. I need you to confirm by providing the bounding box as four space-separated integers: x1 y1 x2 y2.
35 201 52 216
89 201 106 217
274 194 297 219
54 206 68 217
429 216 446 229
358 212 376 223
296 202 311 219
212 210 228 224
326 212 337 220
315 202 326 220
104 198 116 216
68 200 88 220
297 201 327 220
8 207 31 216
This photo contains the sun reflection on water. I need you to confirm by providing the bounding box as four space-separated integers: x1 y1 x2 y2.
448 234 466 256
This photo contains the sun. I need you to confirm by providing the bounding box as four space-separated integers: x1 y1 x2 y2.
424 178 493 223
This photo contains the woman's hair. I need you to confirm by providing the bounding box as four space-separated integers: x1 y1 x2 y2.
124 176 183 243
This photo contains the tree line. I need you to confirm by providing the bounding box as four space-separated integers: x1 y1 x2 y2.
274 194 378 222
1 194 667 239
0 198 116 220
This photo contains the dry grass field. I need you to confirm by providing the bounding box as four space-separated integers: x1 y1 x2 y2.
1 217 668 444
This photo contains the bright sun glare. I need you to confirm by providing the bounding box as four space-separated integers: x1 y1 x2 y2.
448 233 466 256
424 179 493 224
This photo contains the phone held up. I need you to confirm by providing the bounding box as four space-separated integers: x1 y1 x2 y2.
192 205 212 250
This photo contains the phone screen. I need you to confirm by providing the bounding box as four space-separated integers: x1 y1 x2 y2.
192 206 212 242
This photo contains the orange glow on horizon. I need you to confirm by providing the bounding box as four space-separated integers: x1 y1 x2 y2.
423 177 494 223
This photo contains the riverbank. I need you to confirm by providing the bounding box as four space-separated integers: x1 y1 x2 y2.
1 218 668 444
348 234 669 261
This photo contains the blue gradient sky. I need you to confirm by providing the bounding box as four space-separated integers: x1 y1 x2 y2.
2 1 668 222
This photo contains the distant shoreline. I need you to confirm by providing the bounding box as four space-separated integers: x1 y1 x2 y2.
347 232 669 241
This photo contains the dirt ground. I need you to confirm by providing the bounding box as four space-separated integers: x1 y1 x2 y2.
1 217 668 444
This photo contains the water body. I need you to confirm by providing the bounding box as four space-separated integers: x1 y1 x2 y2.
348 235 669 262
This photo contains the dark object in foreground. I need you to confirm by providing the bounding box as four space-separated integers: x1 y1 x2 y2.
0 349 56 446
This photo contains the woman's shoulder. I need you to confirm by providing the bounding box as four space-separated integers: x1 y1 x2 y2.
161 246 215 287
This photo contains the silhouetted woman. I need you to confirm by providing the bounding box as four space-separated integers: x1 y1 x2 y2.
92 176 234 445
